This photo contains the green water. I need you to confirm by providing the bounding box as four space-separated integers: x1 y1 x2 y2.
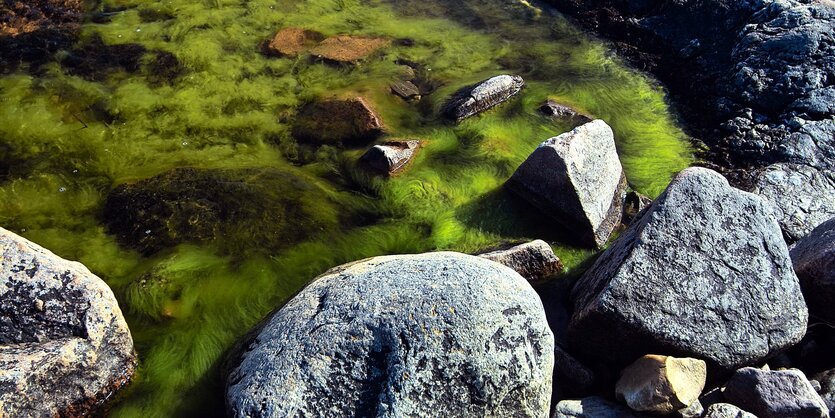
0 0 693 416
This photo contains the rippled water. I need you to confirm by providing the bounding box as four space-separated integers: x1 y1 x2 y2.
0 0 693 416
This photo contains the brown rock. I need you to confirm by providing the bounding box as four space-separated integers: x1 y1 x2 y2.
539 100 593 125
292 97 384 144
361 140 421 175
310 35 390 63
478 240 563 283
615 355 707 414
390 80 421 101
265 27 324 57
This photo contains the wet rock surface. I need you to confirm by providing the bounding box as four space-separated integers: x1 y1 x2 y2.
264 27 325 57
292 97 384 144
791 217 835 325
226 252 554 417
724 367 829 418
442 74 525 121
478 239 564 283
569 167 807 371
539 100 592 125
361 140 421 175
310 35 390 63
390 80 421 101
0 227 136 417
508 120 627 248
614 355 706 414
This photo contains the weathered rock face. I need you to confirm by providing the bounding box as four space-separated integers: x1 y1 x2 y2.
292 97 384 144
442 75 525 121
310 35 390 63
703 403 757 418
539 100 592 126
752 163 835 243
813 368 835 415
615 355 706 414
0 227 136 417
102 167 341 255
791 217 835 325
361 140 421 175
553 397 644 418
264 27 324 57
508 120 627 248
569 167 807 371
478 239 564 283
226 252 554 418
724 367 829 418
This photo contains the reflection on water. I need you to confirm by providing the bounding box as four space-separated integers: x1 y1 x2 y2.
0 0 693 416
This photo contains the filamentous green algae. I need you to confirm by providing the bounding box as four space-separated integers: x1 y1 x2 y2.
0 0 693 416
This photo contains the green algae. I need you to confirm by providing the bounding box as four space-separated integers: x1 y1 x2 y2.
0 0 693 416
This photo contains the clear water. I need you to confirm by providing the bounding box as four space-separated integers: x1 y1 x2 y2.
0 0 693 416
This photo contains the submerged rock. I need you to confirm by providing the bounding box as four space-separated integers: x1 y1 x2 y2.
569 167 807 371
791 217 835 325
703 403 757 418
0 227 136 417
478 239 563 283
539 100 592 125
724 367 829 418
442 74 525 121
507 120 627 248
310 35 390 63
226 252 554 418
264 27 325 57
360 140 420 175
615 355 706 415
553 397 644 418
390 80 421 101
752 163 835 243
292 97 384 144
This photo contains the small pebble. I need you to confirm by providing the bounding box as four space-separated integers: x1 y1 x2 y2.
34 299 45 312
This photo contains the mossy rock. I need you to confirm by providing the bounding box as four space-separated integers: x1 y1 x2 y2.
264 27 325 57
102 167 341 255
292 97 385 145
310 35 390 64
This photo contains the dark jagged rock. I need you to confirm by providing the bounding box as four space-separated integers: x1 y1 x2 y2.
442 74 525 121
226 252 554 417
264 27 324 57
61 34 146 81
813 368 835 415
310 35 390 64
791 217 835 325
292 97 384 144
553 397 644 418
724 367 829 418
539 100 592 125
102 167 341 255
390 80 421 101
478 239 564 283
753 163 835 243
552 344 596 401
508 120 627 248
622 190 652 226
569 167 807 372
360 140 420 175
0 227 136 417
703 403 757 418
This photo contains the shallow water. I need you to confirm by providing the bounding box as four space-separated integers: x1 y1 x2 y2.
0 0 693 416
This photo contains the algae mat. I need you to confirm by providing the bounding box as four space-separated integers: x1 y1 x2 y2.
0 0 693 416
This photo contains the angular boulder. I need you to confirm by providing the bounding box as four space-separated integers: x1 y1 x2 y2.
478 239 564 283
292 97 384 144
507 120 627 248
703 403 757 418
724 367 829 418
390 80 421 101
553 397 644 418
791 217 835 325
752 163 835 243
360 140 420 175
569 167 808 371
264 27 324 57
442 74 525 121
615 355 706 414
0 227 136 417
813 369 835 415
310 35 390 64
226 252 554 417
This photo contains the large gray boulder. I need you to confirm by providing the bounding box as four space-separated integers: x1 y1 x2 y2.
724 367 829 418
753 163 835 242
569 167 807 371
226 252 554 418
508 120 627 248
791 217 835 325
442 75 525 121
0 227 136 417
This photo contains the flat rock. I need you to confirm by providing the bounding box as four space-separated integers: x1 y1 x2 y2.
703 403 757 418
292 97 384 144
791 217 835 325
615 355 706 414
390 80 421 101
508 120 627 248
442 74 525 121
539 100 592 125
226 252 554 418
569 167 807 371
478 239 564 283
553 397 644 418
724 367 829 418
310 35 390 63
265 27 324 57
361 140 420 175
0 227 136 417
752 163 835 242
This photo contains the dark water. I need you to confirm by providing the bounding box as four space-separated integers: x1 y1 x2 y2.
0 0 693 416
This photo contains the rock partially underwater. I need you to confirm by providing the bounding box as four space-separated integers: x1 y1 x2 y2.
442 74 525 121
292 97 384 144
361 140 421 175
0 227 136 417
226 252 554 418
264 27 325 57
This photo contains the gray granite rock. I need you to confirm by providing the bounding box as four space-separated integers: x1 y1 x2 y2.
552 344 596 400
226 252 554 418
361 140 421 175
724 367 829 418
703 403 758 418
478 239 564 283
442 75 525 121
508 120 627 248
553 397 643 418
791 217 835 325
569 167 807 371
753 163 835 242
813 368 835 415
0 227 136 417
678 400 705 418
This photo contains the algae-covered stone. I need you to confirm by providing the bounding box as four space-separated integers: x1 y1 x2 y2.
292 97 384 144
310 35 390 63
615 355 706 414
265 27 325 57
0 227 136 417
442 74 525 121
361 140 421 175
226 252 554 418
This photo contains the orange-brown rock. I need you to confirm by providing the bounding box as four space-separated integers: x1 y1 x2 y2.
265 27 324 57
310 35 390 63
292 97 384 144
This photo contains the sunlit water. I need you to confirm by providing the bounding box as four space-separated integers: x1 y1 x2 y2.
0 0 693 416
